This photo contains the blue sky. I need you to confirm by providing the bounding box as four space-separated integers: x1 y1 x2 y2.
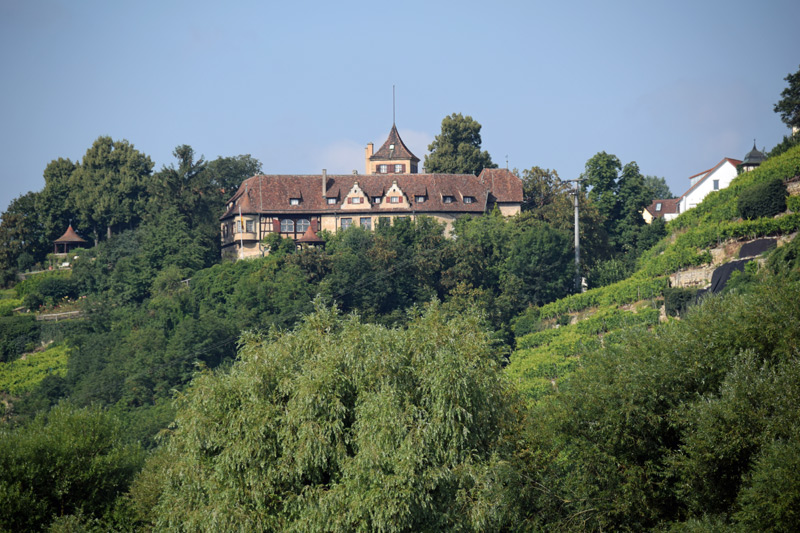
1 0 798 216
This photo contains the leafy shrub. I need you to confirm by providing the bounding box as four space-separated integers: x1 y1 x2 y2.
664 287 698 317
0 315 39 362
0 298 22 317
787 194 800 212
14 270 72 299
737 179 787 220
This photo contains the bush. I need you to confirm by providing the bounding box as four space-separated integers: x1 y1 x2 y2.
0 315 39 362
664 287 698 317
737 179 788 220
787 194 800 213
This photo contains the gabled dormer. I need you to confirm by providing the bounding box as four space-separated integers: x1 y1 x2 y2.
365 124 420 175
341 181 370 209
378 180 411 209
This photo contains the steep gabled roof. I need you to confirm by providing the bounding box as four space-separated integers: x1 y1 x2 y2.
478 168 524 203
370 124 420 163
54 224 87 244
679 158 742 200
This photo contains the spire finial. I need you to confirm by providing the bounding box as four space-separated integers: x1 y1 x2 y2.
393 85 396 125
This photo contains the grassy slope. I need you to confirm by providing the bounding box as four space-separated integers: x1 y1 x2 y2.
507 144 800 402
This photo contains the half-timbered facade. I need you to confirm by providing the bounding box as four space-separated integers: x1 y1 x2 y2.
220 126 523 259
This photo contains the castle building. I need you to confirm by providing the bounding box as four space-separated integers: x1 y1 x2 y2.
220 125 523 259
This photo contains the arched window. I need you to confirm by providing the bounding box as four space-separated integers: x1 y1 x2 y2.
280 219 294 233
296 219 310 233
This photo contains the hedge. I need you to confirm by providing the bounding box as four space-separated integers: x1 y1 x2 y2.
737 179 788 220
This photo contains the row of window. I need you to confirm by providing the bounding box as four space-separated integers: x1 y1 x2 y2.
340 216 407 230
375 164 418 174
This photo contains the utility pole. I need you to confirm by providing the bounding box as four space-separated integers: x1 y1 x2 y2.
567 178 585 293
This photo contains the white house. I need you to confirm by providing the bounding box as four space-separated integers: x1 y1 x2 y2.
677 157 742 214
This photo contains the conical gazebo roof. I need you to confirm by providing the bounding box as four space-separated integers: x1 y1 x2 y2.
54 225 87 244
296 225 324 245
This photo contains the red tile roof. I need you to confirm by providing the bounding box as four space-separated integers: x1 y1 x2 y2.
222 170 522 220
644 198 679 218
479 168 524 203
54 224 87 243
370 124 420 162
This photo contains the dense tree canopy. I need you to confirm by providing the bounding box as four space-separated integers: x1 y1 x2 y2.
133 303 523 531
774 64 800 131
68 136 154 242
424 113 497 175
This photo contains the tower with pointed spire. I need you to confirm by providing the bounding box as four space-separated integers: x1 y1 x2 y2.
741 140 767 172
365 124 420 175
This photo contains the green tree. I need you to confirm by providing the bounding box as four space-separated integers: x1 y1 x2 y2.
0 402 144 531
519 166 567 212
0 192 49 281
643 175 673 199
774 64 800 131
205 154 262 196
581 151 621 227
134 303 523 531
37 157 79 242
68 136 154 243
424 113 497 175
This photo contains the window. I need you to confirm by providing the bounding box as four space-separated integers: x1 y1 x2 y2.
245 220 255 232
443 196 455 204
389 196 400 204
290 198 301 205
394 164 403 173
415 195 426 203
378 216 390 228
296 219 310 234
378 164 388 173
463 196 475 204
235 220 243 233
327 197 337 205
411 164 418 173
280 219 294 233
655 202 662 212
340 218 352 230
373 196 382 204
713 179 720 190
360 217 371 230
348 197 364 204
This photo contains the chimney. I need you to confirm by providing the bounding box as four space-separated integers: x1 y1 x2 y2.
365 142 374 174
322 169 327 198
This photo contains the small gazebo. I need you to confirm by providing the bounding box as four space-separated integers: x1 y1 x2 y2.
53 224 87 255
296 224 325 249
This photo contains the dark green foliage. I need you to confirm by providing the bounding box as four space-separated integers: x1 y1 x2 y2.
774 64 800 131
663 286 698 317
737 178 788 220
134 303 523 530
424 113 497 175
0 191 49 281
0 403 145 531
520 275 800 530
0 314 39 362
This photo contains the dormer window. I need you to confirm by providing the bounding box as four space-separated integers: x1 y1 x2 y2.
378 164 388 173
389 144 395 150
443 196 455 204
394 164 404 173
327 197 337 205
463 196 475 204
373 196 382 204
655 202 662 211
389 196 400 204
290 198 301 205
415 195 426 203
348 197 364 204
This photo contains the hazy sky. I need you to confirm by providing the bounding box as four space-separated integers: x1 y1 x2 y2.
1 0 798 216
